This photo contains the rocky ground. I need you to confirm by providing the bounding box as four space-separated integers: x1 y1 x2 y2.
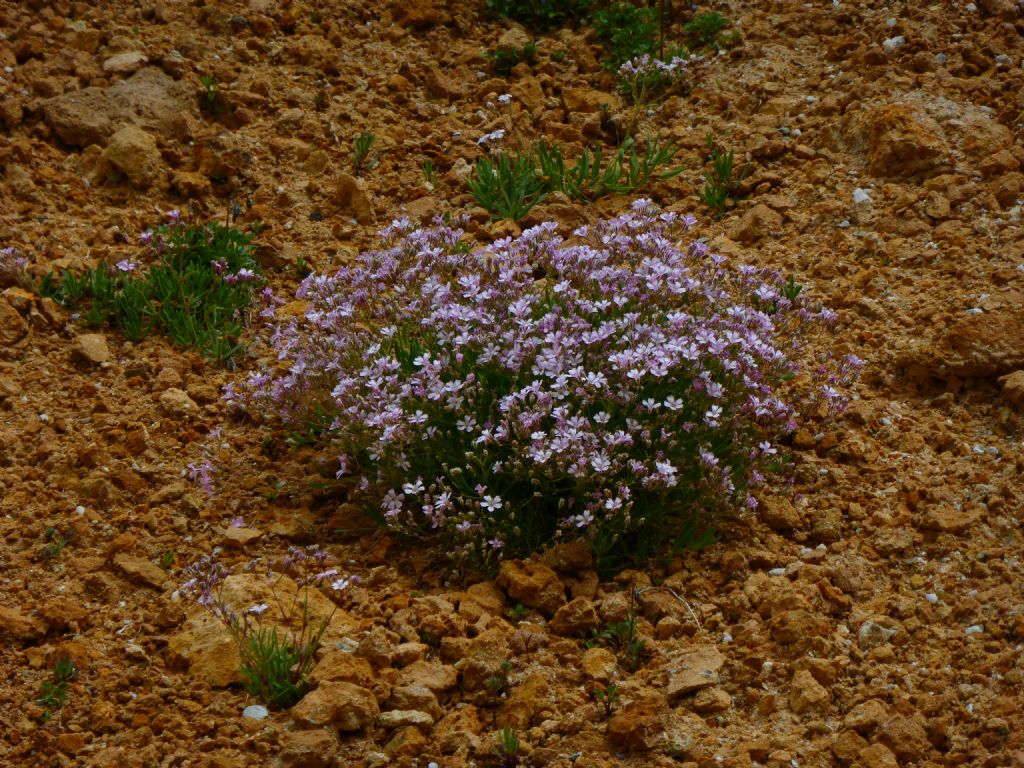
1 0 1024 766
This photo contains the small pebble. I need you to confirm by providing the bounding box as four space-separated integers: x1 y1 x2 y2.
882 36 906 53
965 625 984 635
243 704 269 719
768 567 786 576
925 592 938 604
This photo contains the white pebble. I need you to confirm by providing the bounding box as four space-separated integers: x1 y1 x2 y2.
925 592 938 604
883 36 906 53
243 704 269 719
768 567 786 576
965 625 984 635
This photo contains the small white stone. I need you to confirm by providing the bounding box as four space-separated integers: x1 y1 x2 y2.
883 36 906 53
768 567 786 576
925 592 938 604
243 704 269 719
965 625 984 635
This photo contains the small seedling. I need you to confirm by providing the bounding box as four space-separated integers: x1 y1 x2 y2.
199 74 221 114
506 603 530 621
422 159 438 188
495 727 521 768
593 683 620 717
38 656 77 722
484 41 538 77
585 586 648 671
684 11 730 49
353 131 376 175
485 660 513 698
551 50 567 63
40 527 74 561
160 551 175 570
699 133 750 218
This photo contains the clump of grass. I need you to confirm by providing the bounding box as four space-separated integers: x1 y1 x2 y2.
467 150 549 222
699 133 750 218
470 137 682 220
40 527 74 561
485 0 592 30
485 41 538 78
39 211 263 363
38 656 78 723
353 131 377 175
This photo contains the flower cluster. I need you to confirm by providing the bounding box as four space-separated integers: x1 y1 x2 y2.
230 201 853 572
177 546 355 710
617 51 691 106
0 245 30 289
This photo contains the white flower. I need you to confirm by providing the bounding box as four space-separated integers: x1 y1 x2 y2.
247 603 269 615
403 477 425 496
481 494 503 512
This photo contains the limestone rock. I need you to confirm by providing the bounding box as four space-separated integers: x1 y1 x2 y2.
102 51 149 75
0 604 46 641
760 496 802 531
336 173 374 224
496 559 566 616
857 619 898 650
858 742 898 768
273 729 340 768
378 709 434 729
291 681 379 732
384 685 442 720
561 87 621 114
42 67 195 147
396 659 457 693
392 0 450 29
998 370 1024 409
979 0 1019 19
607 693 668 751
105 125 163 188
842 103 951 179
920 504 984 534
692 686 732 714
496 674 548 730
789 669 830 714
770 609 830 645
666 644 726 699
222 526 263 548
158 388 199 417
166 611 241 686
844 698 890 735
937 308 1024 378
75 333 111 364
112 553 168 589
548 596 600 636
877 713 930 762
726 203 784 244
832 729 869 765
581 647 618 683
0 299 29 347
309 651 376 690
